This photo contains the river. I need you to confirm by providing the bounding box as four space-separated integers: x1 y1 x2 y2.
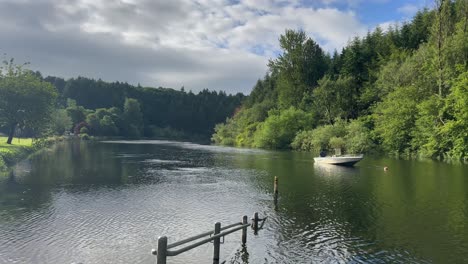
0 140 467 263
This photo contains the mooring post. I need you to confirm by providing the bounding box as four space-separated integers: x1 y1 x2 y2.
242 215 248 245
253 212 259 234
213 222 221 264
274 176 278 203
156 236 168 264
274 176 278 194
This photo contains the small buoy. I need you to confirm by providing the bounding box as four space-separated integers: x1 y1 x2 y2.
384 166 389 171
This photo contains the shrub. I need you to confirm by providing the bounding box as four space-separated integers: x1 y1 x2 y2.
291 119 346 152
80 126 89 134
253 107 316 149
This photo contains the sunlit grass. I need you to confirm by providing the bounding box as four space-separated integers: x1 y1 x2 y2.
0 136 33 148
0 137 34 170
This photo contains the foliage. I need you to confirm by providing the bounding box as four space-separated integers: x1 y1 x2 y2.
80 126 89 134
79 133 90 140
291 119 346 152
345 118 375 154
329 137 346 150
313 75 356 123
123 98 143 137
0 59 57 143
212 100 273 147
214 2 467 160
252 107 316 149
49 109 72 135
411 95 444 157
438 70 468 159
52 77 244 138
0 136 56 171
66 99 88 126
374 86 421 154
268 29 328 109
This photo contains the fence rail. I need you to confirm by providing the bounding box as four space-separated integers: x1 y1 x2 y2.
152 213 266 264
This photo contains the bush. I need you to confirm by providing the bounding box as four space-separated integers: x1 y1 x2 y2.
345 118 375 153
253 107 316 149
80 133 90 140
291 119 346 152
80 126 89 134
291 130 315 151
329 137 345 149
0 156 7 171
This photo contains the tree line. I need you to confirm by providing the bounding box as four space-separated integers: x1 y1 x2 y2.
0 63 244 143
212 0 467 160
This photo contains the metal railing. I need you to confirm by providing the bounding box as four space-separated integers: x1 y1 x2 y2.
152 212 266 264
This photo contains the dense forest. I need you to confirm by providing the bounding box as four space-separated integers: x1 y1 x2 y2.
1 68 243 142
212 0 467 160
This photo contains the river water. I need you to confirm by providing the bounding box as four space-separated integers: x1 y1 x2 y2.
0 140 467 264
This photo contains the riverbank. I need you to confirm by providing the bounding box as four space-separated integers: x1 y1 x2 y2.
0 136 63 172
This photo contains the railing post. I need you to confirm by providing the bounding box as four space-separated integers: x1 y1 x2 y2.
156 236 168 264
213 222 221 264
253 212 259 234
241 215 248 245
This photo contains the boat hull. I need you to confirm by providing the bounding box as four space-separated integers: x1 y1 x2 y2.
313 155 363 166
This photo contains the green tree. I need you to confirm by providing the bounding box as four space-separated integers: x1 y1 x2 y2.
291 119 346 152
313 75 356 123
123 98 143 137
86 113 100 135
50 109 73 135
268 29 328 108
66 99 88 127
253 107 315 149
345 118 375 154
374 86 421 155
99 115 118 136
0 59 57 144
439 70 468 159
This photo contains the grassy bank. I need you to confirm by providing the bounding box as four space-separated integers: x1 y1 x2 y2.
0 136 61 171
0 137 34 171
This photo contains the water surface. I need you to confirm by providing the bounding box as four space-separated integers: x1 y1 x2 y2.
0 140 467 263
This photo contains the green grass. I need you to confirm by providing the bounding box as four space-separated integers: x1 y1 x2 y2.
0 136 33 147
0 137 34 171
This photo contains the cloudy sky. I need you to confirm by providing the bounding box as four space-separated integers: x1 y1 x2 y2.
0 0 430 94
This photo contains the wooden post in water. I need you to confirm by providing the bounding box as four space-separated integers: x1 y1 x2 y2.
273 176 278 206
156 236 168 264
242 215 248 245
213 222 221 264
253 212 259 235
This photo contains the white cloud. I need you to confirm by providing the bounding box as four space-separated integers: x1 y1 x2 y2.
397 3 419 17
0 0 369 93
377 20 397 32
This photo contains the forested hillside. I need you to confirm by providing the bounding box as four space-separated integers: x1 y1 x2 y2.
212 0 467 160
54 77 244 139
1 71 243 141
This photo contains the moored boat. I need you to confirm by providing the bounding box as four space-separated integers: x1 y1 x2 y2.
313 154 364 166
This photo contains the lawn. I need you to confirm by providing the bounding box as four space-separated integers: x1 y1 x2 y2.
0 136 33 147
0 137 34 170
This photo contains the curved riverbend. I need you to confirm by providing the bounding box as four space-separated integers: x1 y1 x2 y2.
1 140 467 263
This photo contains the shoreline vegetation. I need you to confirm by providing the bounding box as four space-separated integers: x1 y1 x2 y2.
1 58 243 157
0 136 61 173
212 1 467 162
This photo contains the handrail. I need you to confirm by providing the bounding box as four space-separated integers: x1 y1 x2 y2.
152 213 265 264
167 223 250 256
155 221 244 251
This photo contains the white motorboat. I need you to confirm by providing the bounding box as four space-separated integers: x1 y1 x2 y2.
313 154 364 166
